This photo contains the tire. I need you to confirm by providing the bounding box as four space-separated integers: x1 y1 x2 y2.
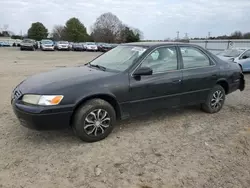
201 85 225 113
72 99 116 142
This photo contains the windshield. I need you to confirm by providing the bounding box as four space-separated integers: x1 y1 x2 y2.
89 45 147 71
41 40 53 44
86 42 95 45
217 49 245 57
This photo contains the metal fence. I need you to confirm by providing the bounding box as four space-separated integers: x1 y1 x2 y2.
189 39 250 54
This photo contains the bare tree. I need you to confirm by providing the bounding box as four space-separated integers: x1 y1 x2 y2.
91 12 124 43
52 25 66 41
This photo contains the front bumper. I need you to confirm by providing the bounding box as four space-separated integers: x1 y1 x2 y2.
21 46 34 50
42 46 54 51
57 46 69 50
73 47 83 51
12 100 73 130
86 48 97 51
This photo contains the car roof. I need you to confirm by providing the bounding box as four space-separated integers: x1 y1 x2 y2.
121 42 194 47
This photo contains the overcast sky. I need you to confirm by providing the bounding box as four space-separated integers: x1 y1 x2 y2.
0 0 249 39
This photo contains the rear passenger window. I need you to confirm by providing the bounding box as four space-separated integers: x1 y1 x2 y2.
180 47 210 69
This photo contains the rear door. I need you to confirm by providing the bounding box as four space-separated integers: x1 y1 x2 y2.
178 45 219 105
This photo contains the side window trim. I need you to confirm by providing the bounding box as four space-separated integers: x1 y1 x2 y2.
178 45 216 70
131 45 180 76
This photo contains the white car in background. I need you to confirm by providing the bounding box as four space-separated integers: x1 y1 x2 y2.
216 47 250 72
40 39 55 51
55 41 70 51
84 42 98 51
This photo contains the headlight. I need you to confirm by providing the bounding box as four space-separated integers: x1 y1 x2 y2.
22 94 64 105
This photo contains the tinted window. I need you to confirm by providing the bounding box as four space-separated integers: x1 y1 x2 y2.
180 47 210 69
140 47 178 74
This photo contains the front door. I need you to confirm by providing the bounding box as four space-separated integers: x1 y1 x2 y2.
128 46 183 115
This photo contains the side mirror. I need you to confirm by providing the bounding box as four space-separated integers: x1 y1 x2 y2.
242 55 249 59
133 67 153 76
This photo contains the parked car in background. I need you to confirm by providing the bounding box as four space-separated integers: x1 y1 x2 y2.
98 43 113 52
84 42 98 51
216 47 250 72
11 42 245 142
0 41 11 47
20 39 38 51
40 39 55 51
236 57 250 72
69 42 73 50
0 41 4 47
72 43 84 51
55 41 70 51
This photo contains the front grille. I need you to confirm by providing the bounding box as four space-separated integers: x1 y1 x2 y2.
12 88 22 100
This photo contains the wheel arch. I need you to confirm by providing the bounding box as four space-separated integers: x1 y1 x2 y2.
70 93 122 125
216 79 229 94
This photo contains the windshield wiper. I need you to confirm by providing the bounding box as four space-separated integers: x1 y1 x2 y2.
88 63 106 71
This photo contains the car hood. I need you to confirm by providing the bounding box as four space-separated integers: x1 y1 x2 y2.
86 45 97 47
217 55 235 61
58 43 69 46
18 65 116 94
21 42 33 46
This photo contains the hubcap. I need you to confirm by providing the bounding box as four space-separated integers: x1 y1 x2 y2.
84 109 110 136
210 90 224 110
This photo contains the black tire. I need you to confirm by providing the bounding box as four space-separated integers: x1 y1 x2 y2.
72 99 116 142
201 85 225 113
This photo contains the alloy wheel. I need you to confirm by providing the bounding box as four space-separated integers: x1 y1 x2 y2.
84 109 111 137
210 90 224 110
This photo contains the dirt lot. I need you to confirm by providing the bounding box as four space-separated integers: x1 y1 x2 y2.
0 47 250 188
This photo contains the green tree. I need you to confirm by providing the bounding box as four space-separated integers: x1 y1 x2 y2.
243 32 250 39
27 22 48 40
11 35 23 40
64 17 88 42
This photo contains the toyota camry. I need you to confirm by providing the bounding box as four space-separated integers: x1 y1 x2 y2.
11 42 245 142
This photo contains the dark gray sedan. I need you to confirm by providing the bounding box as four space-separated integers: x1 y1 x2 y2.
11 42 245 142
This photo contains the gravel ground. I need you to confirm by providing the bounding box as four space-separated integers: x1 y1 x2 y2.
0 47 250 188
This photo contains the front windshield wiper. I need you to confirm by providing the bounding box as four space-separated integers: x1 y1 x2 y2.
88 63 106 71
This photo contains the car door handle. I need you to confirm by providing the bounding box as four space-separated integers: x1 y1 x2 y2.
172 79 182 83
211 74 217 78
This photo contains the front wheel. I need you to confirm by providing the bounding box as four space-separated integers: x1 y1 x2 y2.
72 99 116 142
201 85 225 113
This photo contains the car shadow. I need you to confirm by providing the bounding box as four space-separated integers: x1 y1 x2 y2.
115 105 203 131
22 105 203 144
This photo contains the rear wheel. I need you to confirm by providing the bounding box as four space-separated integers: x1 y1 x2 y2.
201 85 225 113
72 99 116 142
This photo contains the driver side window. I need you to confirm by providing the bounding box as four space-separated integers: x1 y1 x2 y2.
140 47 178 74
